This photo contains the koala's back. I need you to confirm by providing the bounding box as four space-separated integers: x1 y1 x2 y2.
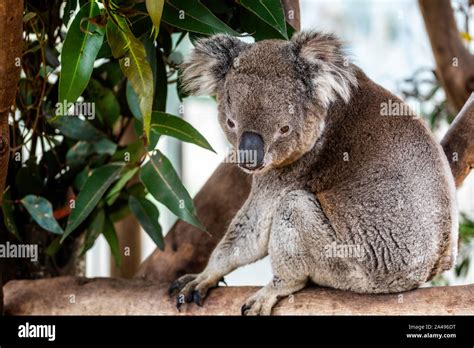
308 67 458 291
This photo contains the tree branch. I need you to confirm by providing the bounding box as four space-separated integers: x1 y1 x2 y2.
420 0 474 186
419 0 474 112
4 276 474 315
442 93 474 187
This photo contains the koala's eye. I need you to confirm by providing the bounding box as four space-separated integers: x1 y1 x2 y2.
227 118 235 129
279 125 290 134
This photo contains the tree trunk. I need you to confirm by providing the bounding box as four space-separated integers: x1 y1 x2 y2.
4 276 474 315
135 0 301 283
0 0 24 315
112 215 142 278
419 0 474 112
419 0 474 188
0 0 22 202
111 120 142 278
442 93 474 187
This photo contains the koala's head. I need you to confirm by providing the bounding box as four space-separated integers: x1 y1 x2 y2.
181 31 357 174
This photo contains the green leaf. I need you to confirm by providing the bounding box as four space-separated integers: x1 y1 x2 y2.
107 17 154 141
126 94 160 151
103 215 122 267
93 138 117 155
111 139 146 164
21 195 64 235
125 37 164 149
80 209 105 255
45 236 62 256
86 79 120 127
105 167 139 206
62 163 124 241
126 80 144 121
154 48 167 112
2 190 21 240
66 141 94 168
129 196 164 250
65 138 116 166
239 6 283 41
162 0 238 35
18 79 34 107
96 38 113 59
144 37 164 112
132 111 160 151
109 202 131 223
126 36 167 126
139 151 204 230
150 112 215 152
88 153 109 168
460 219 474 240
127 182 147 198
50 116 106 142
146 0 164 39
74 166 90 191
238 0 288 39
59 1 105 113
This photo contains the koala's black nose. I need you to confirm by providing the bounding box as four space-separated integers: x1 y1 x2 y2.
239 132 265 170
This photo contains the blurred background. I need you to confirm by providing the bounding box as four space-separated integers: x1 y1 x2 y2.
86 0 474 286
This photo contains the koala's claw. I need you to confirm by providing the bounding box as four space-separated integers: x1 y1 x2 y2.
175 295 184 311
168 282 180 297
171 273 221 310
192 291 203 306
241 303 252 316
168 274 197 298
241 292 277 316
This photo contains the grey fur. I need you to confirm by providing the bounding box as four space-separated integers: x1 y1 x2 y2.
181 35 249 96
171 31 458 315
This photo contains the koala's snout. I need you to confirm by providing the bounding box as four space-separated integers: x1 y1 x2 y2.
238 132 265 170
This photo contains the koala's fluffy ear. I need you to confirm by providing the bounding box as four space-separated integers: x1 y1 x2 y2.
181 35 249 96
292 31 357 108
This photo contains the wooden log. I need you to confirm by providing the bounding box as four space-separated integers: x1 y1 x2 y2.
4 276 474 315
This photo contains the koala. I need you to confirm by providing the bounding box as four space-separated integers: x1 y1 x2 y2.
168 31 458 315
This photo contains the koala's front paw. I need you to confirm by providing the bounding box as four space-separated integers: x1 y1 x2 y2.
241 291 278 316
168 273 222 310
